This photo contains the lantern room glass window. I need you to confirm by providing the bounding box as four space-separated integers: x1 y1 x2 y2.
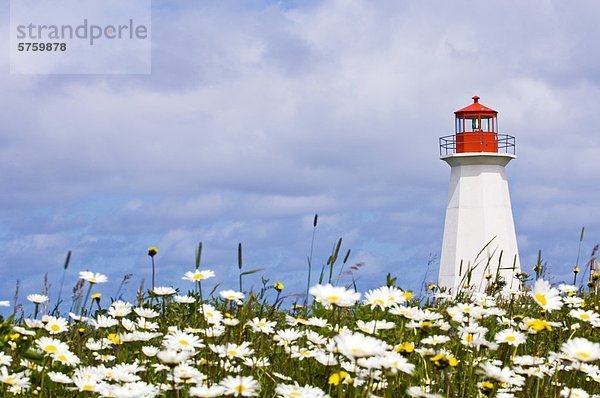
455 116 497 133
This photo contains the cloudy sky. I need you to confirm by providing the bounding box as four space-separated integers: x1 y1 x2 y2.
1 0 599 311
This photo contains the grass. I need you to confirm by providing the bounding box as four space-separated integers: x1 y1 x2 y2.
0 238 598 398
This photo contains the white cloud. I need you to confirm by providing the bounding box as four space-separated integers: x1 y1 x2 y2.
1 0 600 299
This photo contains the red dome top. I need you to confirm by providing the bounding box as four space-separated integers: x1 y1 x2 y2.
455 96 497 116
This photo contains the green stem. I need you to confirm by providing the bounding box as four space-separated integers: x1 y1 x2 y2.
151 256 156 291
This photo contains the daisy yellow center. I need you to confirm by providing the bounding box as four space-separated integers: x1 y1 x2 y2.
505 336 516 342
89 278 97 283
51 324 61 331
577 351 590 360
227 350 238 356
226 295 237 299
178 339 190 346
5 377 14 385
465 334 474 343
234 385 247 393
83 384 94 392
258 322 266 327
290 392 301 397
373 299 384 305
580 314 590 320
57 354 67 362
534 293 547 306
45 345 58 353
193 274 204 280
326 296 340 303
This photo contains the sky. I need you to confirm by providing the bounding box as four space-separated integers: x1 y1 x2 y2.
1 0 599 313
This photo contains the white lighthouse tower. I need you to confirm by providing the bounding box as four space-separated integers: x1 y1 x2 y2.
439 96 521 293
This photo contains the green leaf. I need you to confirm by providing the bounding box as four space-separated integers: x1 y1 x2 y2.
20 349 44 363
240 268 265 276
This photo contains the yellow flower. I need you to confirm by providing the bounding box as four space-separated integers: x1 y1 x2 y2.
148 247 159 257
403 291 413 300
274 282 284 292
394 341 414 354
430 353 458 369
107 333 121 345
91 293 101 300
525 318 552 333
328 371 350 386
480 380 495 393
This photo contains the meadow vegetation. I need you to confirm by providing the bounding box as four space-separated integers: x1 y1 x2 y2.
0 225 598 397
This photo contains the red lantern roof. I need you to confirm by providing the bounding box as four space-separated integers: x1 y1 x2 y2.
455 96 497 116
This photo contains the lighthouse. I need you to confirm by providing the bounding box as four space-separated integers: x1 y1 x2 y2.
438 96 521 293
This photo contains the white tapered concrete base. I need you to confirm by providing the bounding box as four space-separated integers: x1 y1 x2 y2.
439 153 521 292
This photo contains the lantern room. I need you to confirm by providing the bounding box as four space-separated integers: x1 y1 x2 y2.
454 96 498 153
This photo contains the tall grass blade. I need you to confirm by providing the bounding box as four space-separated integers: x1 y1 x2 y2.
196 241 203 269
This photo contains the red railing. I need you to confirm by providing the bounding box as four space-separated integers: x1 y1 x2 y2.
439 133 515 156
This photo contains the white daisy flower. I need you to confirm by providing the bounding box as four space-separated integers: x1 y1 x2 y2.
189 384 226 397
561 337 600 362
309 284 361 308
152 286 177 296
47 371 73 384
334 332 388 359
569 309 599 325
219 375 260 397
44 316 69 335
363 285 406 310
219 290 245 304
182 269 216 282
79 271 108 284
494 329 527 347
134 307 160 319
560 387 589 398
530 279 563 312
27 294 49 304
